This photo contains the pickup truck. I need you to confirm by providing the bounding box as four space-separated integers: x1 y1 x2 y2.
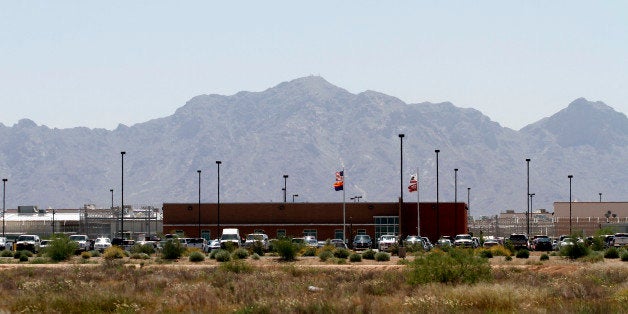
611 233 628 247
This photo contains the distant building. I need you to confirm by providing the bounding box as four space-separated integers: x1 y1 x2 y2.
554 202 628 235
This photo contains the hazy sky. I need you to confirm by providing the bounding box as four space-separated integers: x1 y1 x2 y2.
1 1 626 130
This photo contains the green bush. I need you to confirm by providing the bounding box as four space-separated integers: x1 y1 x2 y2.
19 254 28 262
581 251 604 263
479 250 493 258
621 251 628 262
505 255 512 261
302 246 317 257
589 236 605 251
81 251 91 259
215 250 232 262
318 250 333 262
406 248 491 285
274 239 297 261
220 260 252 273
14 250 33 259
349 253 362 262
46 235 79 262
361 249 376 260
0 250 12 257
89 250 101 257
221 241 237 253
189 251 205 262
561 242 590 260
209 249 219 259
251 253 260 260
333 248 350 259
232 248 249 260
162 239 185 260
604 247 620 259
103 246 125 259
130 243 155 255
540 253 549 261
374 252 390 262
130 253 150 260
248 241 266 256
388 243 399 255
515 249 530 259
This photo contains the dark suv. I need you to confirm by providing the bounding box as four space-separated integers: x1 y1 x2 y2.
508 234 529 250
352 235 372 250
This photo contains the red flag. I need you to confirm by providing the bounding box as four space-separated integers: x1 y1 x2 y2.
333 171 344 191
408 174 417 192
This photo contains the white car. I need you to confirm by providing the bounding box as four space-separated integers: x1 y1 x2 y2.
243 233 269 251
378 235 398 252
454 234 475 248
69 235 91 252
94 237 112 252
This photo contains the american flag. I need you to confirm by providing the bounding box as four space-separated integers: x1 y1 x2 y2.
333 171 344 191
408 174 418 192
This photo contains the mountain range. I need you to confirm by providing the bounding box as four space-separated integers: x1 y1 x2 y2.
0 76 626 217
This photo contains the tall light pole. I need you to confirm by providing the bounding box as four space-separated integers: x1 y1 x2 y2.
454 168 458 233
292 194 299 203
283 174 289 203
529 193 535 234
435 149 440 238
568 175 573 234
399 134 405 204
120 151 125 239
467 187 470 233
197 170 201 237
526 158 531 236
216 161 222 229
2 178 7 237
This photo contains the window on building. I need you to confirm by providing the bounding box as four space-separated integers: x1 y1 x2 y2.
334 229 344 240
303 229 317 238
201 230 211 241
254 229 265 234
374 216 399 240
277 229 286 239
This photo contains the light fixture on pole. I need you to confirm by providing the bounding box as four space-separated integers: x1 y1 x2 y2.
2 178 7 237
599 192 602 202
120 151 125 239
526 158 530 236
568 175 573 234
283 174 289 203
216 161 221 228
292 194 299 203
197 170 201 237
435 149 440 237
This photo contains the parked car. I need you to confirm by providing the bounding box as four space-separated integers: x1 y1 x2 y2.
532 237 553 251
437 238 452 247
187 238 207 250
352 234 372 250
454 234 475 248
483 239 500 248
508 234 529 250
421 237 433 251
378 234 397 252
203 239 221 253
69 234 91 252
304 236 319 247
39 239 51 250
243 233 269 251
0 237 7 250
94 237 112 252
558 237 575 250
220 228 242 249
329 238 348 249
611 233 628 248
15 234 41 253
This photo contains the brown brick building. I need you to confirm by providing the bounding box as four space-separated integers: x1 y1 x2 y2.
162 201 468 243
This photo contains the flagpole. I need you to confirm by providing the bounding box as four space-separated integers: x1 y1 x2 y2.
417 166 420 236
342 167 346 244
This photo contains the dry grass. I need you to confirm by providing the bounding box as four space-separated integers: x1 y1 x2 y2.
0 253 624 313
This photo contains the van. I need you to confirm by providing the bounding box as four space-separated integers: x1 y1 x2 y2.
220 228 242 249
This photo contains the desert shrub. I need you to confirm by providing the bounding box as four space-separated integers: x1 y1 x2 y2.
540 253 549 261
130 253 150 259
81 251 91 259
220 260 252 273
251 253 260 260
349 253 362 262
249 241 265 256
561 242 589 260
161 239 185 260
302 246 317 257
19 254 28 262
318 250 333 262
89 250 101 257
515 249 530 259
333 248 350 259
621 251 628 262
479 249 493 258
588 236 605 251
130 243 155 255
604 247 620 259
504 240 515 254
375 252 390 262
489 245 511 257
209 249 219 259
361 249 376 260
505 256 512 261
388 243 399 255
0 250 12 257
232 248 249 260
221 241 237 253
189 251 205 262
29 257 48 264
103 246 125 259
406 249 491 285
46 234 79 262
14 250 33 259
581 251 604 263
274 239 297 261
215 249 231 262
405 242 423 253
